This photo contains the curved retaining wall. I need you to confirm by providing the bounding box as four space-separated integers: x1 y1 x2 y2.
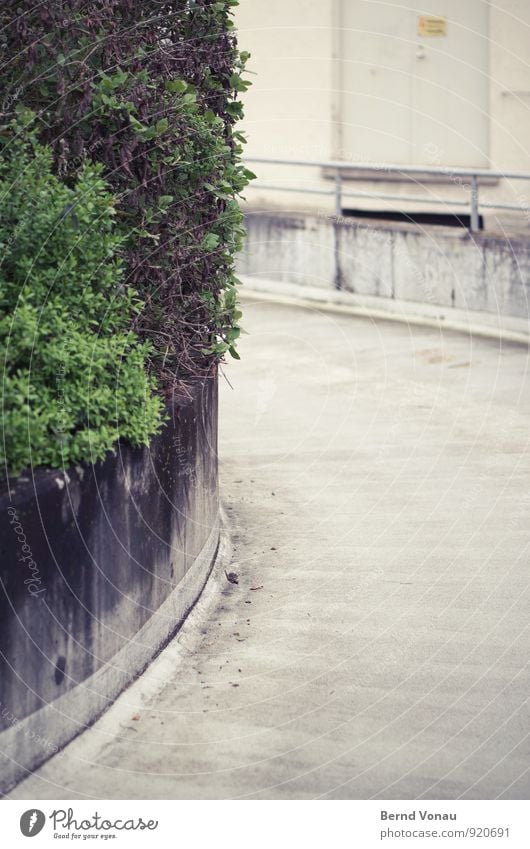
0 377 218 793
239 211 530 342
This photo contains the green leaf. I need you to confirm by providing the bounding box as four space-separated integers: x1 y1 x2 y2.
155 118 169 135
230 73 251 93
165 79 188 94
201 233 220 252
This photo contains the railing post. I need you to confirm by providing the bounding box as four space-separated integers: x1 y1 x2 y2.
335 169 342 217
470 175 480 231
333 169 342 290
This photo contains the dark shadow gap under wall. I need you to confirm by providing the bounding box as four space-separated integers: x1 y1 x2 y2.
342 208 484 230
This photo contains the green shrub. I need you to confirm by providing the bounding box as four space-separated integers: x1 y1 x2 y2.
0 0 253 384
0 120 164 477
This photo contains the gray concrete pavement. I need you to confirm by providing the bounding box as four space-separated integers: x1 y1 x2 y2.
10 298 530 799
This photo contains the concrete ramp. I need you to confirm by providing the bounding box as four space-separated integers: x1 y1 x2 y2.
10 299 529 800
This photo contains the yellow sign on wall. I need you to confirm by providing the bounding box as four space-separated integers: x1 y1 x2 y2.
417 15 448 36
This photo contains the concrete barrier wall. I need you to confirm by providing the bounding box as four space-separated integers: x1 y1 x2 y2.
0 377 218 792
239 211 530 341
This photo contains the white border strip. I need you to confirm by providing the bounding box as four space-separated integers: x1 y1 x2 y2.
239 275 530 346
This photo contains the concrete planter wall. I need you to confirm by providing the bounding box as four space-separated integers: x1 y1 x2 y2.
239 211 530 342
0 377 218 793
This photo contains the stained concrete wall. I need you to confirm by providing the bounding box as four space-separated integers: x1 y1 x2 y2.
0 377 219 793
238 211 530 340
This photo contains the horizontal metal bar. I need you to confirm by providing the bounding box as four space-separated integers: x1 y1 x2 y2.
245 156 530 181
341 190 469 207
247 182 470 207
249 177 530 217
478 200 530 212
248 184 335 196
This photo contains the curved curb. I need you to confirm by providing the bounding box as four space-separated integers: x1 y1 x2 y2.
0 380 219 794
8 510 232 797
1 518 223 795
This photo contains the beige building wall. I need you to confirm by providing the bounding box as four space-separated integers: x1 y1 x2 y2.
489 0 530 173
235 0 335 212
236 0 530 231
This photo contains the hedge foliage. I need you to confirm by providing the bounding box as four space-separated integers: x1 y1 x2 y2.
0 122 163 476
0 0 253 387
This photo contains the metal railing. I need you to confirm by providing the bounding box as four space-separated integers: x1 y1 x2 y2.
244 156 530 232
